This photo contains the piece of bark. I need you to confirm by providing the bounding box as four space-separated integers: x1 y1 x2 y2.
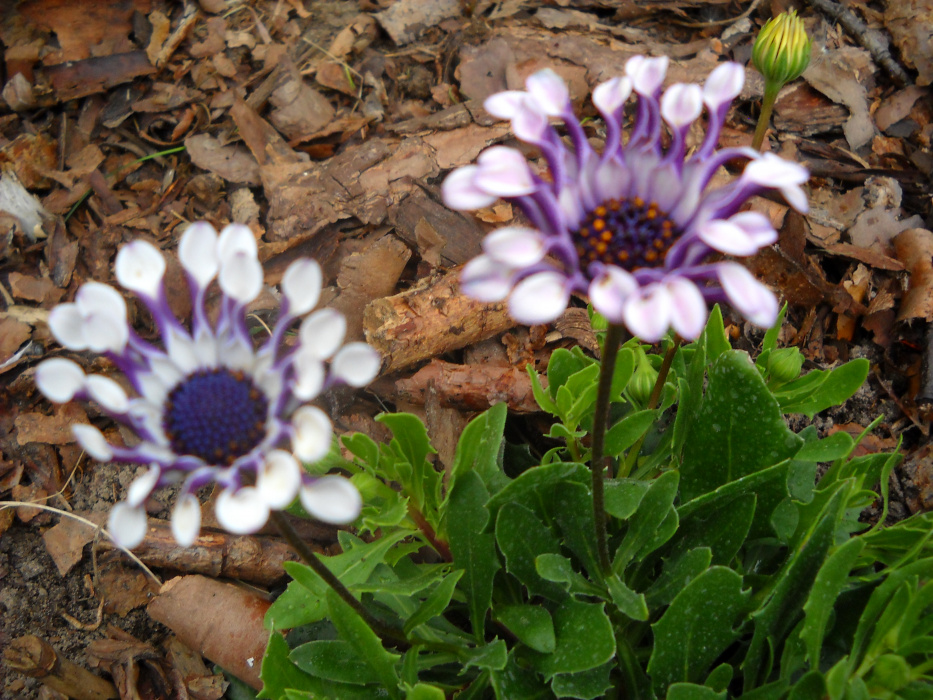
895 228 933 321
147 576 271 690
100 517 306 586
391 188 484 266
4 635 118 700
396 359 540 413
45 51 157 103
364 267 517 373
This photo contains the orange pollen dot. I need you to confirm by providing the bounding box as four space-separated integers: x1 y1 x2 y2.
633 197 644 207
654 240 665 250
645 250 658 262
618 251 629 262
593 219 606 232
596 242 608 254
601 231 612 243
646 209 657 220
595 206 607 217
580 228 590 238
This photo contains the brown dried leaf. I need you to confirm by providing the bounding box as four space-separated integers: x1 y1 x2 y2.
42 514 102 576
894 228 933 321
802 48 875 149
184 134 261 186
0 317 31 364
269 58 336 139
884 0 933 86
8 272 62 303
374 0 460 45
15 403 89 446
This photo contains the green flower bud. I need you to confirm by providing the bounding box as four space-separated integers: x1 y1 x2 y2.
767 347 803 385
629 348 659 406
752 10 811 88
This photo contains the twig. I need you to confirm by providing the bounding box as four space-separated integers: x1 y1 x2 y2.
5 635 118 700
670 0 764 28
802 0 910 87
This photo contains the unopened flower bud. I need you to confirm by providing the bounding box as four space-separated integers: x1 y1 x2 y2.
629 348 659 406
767 347 803 385
753 10 811 88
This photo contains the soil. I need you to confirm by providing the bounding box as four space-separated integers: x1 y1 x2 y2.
1 0 932 698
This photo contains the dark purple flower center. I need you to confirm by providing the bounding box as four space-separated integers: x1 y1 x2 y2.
574 197 680 272
163 368 269 466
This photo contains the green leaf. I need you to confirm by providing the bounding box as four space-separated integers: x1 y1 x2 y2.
549 480 602 578
604 409 659 457
673 493 756 568
449 403 508 495
681 350 803 502
703 305 730 360
609 347 636 400
547 348 591 399
460 639 508 671
491 650 551 699
529 363 559 415
777 359 869 417
672 336 707 458
613 469 679 574
536 553 606 598
760 304 788 357
325 588 401 699
645 548 713 608
603 478 651 520
743 488 847 691
648 567 750 694
606 573 649 621
403 569 464 635
496 502 566 601
531 598 616 679
551 661 613 699
800 537 865 668
447 470 500 640
496 605 556 653
667 683 727 700
258 632 319 699
403 684 446 700
290 640 383 685
378 413 439 515
795 431 855 462
485 461 590 523
787 670 827 700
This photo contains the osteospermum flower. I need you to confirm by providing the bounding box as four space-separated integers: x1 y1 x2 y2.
35 222 381 548
443 57 810 341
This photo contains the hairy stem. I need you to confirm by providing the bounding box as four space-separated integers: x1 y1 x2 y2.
590 323 625 575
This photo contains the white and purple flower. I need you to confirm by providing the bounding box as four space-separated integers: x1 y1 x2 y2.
35 222 381 548
443 57 810 341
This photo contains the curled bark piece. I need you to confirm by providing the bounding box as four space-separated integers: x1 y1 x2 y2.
395 359 541 413
147 576 270 690
4 635 118 700
364 268 517 373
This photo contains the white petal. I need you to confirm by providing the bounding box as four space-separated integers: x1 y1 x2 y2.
217 223 258 263
108 503 149 549
697 220 762 256
171 493 202 547
115 240 166 299
48 304 86 349
147 355 185 395
442 166 497 211
511 100 550 143
665 277 708 340
525 69 569 116
474 147 537 197
592 76 633 115
703 62 744 109
299 475 362 525
623 286 672 343
219 251 263 303
214 487 270 534
86 375 130 413
257 450 302 509
661 83 703 128
626 55 669 95
291 406 333 463
165 328 202 374
299 308 347 360
282 258 322 316
483 227 546 266
293 351 326 400
743 154 810 213
718 262 779 327
483 90 528 119
330 343 382 387
588 267 639 322
179 222 220 289
75 283 129 353
460 256 514 302
728 211 778 247
508 272 570 325
35 358 86 402
72 424 114 461
129 400 170 446
126 465 160 507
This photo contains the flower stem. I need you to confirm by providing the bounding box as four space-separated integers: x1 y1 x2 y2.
270 511 411 648
617 337 681 479
752 82 782 151
590 323 625 575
